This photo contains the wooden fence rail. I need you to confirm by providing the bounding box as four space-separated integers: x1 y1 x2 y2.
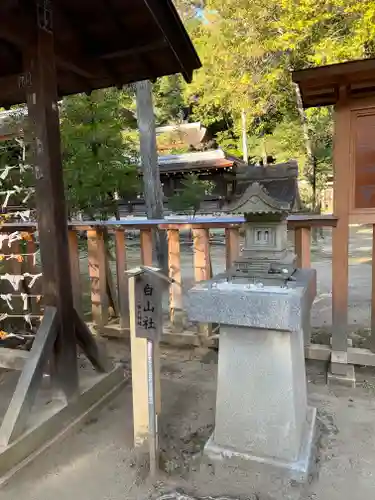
5 214 375 371
0 214 338 344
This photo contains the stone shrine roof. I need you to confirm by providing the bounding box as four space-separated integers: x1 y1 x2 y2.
223 182 290 215
233 160 299 211
0 1 201 107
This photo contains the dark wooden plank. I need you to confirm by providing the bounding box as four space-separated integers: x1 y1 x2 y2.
371 224 375 353
74 309 109 373
0 307 58 446
68 230 82 315
23 18 78 401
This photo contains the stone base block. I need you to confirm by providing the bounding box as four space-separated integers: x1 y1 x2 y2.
203 406 317 485
328 364 356 388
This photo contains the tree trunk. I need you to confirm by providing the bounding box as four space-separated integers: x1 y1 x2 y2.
136 80 168 272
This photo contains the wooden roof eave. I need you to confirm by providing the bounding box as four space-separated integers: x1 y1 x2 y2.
0 1 201 107
292 57 375 108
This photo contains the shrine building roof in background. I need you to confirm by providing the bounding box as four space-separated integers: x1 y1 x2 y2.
292 57 375 108
0 0 201 107
156 149 246 174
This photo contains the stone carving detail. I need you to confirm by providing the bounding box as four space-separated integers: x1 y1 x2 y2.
224 182 290 215
224 182 296 282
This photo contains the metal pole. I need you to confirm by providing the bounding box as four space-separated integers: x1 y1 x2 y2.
147 338 158 476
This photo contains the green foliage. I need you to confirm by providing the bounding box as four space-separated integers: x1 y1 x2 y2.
60 88 139 220
168 173 214 215
170 1 375 204
153 75 186 126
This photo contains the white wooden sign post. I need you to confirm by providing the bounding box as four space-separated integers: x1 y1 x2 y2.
128 266 172 476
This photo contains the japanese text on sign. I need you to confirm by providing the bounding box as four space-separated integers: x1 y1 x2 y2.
134 275 161 341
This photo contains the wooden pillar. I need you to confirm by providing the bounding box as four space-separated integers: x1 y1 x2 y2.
136 81 167 271
294 228 311 268
168 229 183 330
140 229 153 266
225 227 240 270
23 9 78 399
193 227 212 338
193 228 211 282
331 96 350 355
371 224 375 353
68 230 82 315
115 229 129 330
87 229 108 330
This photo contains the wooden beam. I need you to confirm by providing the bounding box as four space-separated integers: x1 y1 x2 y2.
193 228 213 339
100 40 168 60
331 101 350 356
0 10 101 80
87 229 109 330
225 227 240 270
74 310 109 373
143 0 196 82
371 224 375 353
168 229 182 330
23 22 79 400
140 228 153 266
0 307 58 446
115 229 129 330
68 230 82 315
294 227 311 268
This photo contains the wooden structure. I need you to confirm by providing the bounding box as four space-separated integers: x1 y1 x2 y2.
293 58 375 384
0 0 200 474
0 213 337 336
122 154 300 216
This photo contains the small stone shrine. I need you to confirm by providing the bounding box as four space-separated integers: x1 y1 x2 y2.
186 182 317 489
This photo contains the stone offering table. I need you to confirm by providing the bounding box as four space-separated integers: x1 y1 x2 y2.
187 269 316 482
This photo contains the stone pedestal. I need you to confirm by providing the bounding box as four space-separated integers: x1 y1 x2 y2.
187 269 317 483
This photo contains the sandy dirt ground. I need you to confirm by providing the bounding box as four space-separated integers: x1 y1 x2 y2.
1 225 375 500
1 341 375 500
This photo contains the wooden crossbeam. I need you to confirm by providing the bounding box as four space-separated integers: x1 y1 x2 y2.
100 40 168 60
0 11 101 80
0 307 58 447
74 309 110 373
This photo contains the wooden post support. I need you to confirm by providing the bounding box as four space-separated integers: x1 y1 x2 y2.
294 228 311 268
331 98 350 357
140 229 153 266
23 18 79 399
193 228 213 338
136 81 167 272
129 272 161 447
168 229 183 330
115 229 129 330
225 227 240 270
87 229 108 330
371 224 375 353
68 230 82 315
